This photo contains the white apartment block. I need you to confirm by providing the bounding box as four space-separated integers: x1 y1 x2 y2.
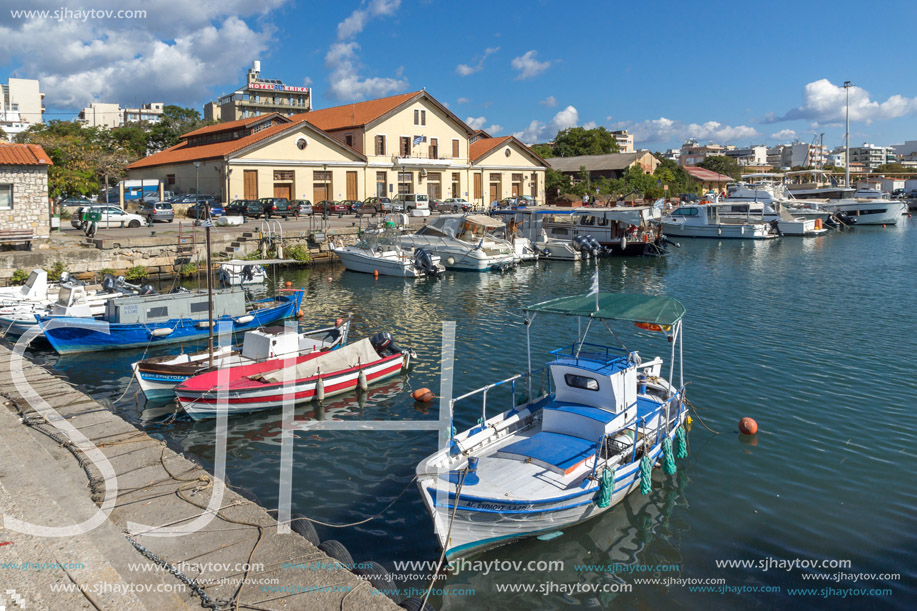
78 102 164 128
610 129 633 153
849 143 895 170
0 78 45 136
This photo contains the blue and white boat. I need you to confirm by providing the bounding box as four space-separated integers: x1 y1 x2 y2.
36 289 304 354
416 291 689 559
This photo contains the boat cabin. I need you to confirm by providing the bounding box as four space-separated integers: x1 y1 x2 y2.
50 284 94 317
104 290 246 324
240 327 335 360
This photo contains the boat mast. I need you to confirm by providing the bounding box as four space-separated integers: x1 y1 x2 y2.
844 81 851 189
205 207 214 368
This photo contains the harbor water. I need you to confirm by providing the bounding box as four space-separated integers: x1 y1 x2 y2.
20 220 916 609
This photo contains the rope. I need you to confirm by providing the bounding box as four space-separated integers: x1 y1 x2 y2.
684 396 720 434
422 468 466 609
662 437 676 475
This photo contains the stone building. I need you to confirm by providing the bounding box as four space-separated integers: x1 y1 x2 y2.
0 143 52 243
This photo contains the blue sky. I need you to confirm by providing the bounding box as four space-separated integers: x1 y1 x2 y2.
2 0 916 151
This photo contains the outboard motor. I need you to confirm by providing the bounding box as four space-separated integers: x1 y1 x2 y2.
413 248 438 275
836 211 856 226
572 235 590 255
101 274 117 293
370 331 404 357
768 219 783 237
241 264 255 283
586 236 603 257
139 284 156 296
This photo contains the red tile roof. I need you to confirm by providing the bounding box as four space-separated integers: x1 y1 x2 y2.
290 91 422 131
0 143 53 166
684 166 733 182
470 136 512 162
127 122 301 169
182 114 290 139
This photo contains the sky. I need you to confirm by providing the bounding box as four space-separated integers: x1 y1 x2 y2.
2 0 916 151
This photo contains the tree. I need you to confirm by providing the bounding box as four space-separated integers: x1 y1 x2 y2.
147 105 211 152
550 127 620 157
873 162 909 174
0 126 7 142
698 155 742 180
529 143 554 159
544 168 571 202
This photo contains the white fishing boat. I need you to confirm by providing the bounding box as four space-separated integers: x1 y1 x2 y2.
660 202 778 239
131 319 351 400
332 228 444 277
0 269 52 306
416 290 689 559
399 214 517 271
219 261 268 286
726 178 827 236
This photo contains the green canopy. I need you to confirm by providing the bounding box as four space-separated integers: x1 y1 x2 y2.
525 293 685 325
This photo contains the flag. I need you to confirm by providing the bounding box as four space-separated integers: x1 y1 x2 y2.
413 135 423 146
653 197 665 210
588 267 599 296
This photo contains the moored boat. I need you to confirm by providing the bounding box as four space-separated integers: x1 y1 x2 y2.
399 214 517 271
661 202 778 239
332 228 444 277
416 291 689 559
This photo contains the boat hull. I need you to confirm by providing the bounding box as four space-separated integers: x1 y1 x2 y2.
333 248 424 277
38 292 303 354
660 222 776 239
826 201 907 225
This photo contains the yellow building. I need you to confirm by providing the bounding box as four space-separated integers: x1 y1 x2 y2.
127 90 547 206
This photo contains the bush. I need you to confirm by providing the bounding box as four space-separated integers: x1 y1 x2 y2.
46 261 67 282
59 208 73 221
179 262 198 278
100 267 116 276
286 244 312 263
10 269 29 285
125 265 148 282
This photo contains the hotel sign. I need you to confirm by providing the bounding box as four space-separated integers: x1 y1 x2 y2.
249 83 310 93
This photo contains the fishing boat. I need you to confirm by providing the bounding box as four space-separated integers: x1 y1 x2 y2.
0 269 53 306
399 214 517 271
332 227 444 277
219 261 268 286
131 318 351 400
174 332 412 419
661 201 778 239
36 288 304 354
416 290 689 559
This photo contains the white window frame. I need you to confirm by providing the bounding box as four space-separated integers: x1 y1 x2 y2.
0 183 12 210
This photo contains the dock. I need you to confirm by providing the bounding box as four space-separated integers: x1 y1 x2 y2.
0 342 399 610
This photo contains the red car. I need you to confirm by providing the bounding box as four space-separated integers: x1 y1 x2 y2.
314 200 348 214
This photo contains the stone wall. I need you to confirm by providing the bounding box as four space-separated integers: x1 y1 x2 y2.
0 165 51 240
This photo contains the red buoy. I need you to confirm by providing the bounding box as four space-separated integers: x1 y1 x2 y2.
285 281 293 288
411 388 434 402
335 317 344 327
373 269 379 277
296 309 304 318
738 417 758 435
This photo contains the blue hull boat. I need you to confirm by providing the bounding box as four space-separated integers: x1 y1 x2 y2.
37 290 304 354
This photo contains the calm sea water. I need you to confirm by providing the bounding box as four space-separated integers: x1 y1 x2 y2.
17 219 917 609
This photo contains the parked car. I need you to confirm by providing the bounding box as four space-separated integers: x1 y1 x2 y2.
187 202 225 219
59 195 93 207
313 200 348 215
907 189 917 199
257 197 292 218
174 194 217 205
291 200 313 216
71 205 146 229
138 201 174 223
361 196 392 213
392 193 430 216
436 198 471 213
226 199 263 218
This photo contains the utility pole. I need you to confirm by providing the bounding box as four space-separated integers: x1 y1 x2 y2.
844 81 852 188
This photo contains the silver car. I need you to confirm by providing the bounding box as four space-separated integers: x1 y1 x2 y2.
139 201 175 223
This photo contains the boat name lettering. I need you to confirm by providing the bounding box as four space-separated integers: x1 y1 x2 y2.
464 500 534 511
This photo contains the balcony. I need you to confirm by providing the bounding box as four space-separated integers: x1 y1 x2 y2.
392 154 463 168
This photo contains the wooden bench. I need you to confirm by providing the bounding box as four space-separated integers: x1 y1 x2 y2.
0 229 35 250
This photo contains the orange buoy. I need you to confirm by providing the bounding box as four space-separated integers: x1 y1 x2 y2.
285 281 293 288
373 269 379 277
738 417 758 435
335 317 344 327
882 224 886 228
296 309 304 318
411 388 434 402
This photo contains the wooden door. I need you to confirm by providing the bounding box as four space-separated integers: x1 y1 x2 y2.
346 171 358 200
512 183 520 197
313 184 328 202
243 170 258 200
489 183 498 202
474 173 482 201
274 183 292 199
531 174 538 199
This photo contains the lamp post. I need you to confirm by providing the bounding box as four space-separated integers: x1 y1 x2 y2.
844 81 851 188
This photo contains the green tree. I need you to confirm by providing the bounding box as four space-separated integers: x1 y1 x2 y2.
698 155 742 180
147 105 211 152
0 126 7 141
550 127 620 157
873 162 909 174
544 168 572 201
529 143 554 159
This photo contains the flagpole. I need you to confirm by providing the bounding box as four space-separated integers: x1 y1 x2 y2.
594 258 599 311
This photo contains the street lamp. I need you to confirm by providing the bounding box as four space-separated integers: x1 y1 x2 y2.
194 161 201 197
843 81 851 188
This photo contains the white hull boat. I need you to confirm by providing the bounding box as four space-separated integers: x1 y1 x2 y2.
219 262 267 286
825 200 907 225
400 214 517 271
661 202 778 239
417 291 689 559
333 229 444 277
132 320 350 401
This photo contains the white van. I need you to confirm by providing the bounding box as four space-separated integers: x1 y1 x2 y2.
393 193 430 217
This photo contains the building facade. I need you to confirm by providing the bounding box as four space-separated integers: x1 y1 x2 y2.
724 145 767 166
126 91 547 207
545 152 659 182
211 61 312 123
0 143 52 240
610 129 634 153
849 144 895 170
78 102 164 128
0 78 45 137
678 140 725 166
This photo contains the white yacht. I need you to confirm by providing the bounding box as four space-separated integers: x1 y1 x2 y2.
726 178 827 236
783 170 906 225
661 202 778 239
399 214 517 271
333 228 444 277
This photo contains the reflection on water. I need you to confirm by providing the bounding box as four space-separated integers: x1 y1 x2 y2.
11 220 916 609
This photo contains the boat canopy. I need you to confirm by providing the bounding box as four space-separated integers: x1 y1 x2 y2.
525 293 685 325
572 206 656 226
465 214 504 229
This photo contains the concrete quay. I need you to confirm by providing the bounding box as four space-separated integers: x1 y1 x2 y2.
0 342 400 610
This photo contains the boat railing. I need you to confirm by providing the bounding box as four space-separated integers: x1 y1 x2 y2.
550 341 629 367
451 366 553 436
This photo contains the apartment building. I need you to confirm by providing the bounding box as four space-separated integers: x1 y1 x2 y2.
0 78 45 136
849 143 895 170
610 129 634 153
78 102 164 128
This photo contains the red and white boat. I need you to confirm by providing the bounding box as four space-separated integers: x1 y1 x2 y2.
174 332 412 420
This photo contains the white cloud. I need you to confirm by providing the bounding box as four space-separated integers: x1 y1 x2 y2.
0 0 289 109
769 79 917 125
550 106 579 133
583 120 597 130
511 50 551 80
770 129 797 141
465 116 487 130
539 95 557 107
456 47 499 76
612 117 759 145
457 97 471 104
486 124 503 134
325 0 407 101
513 120 546 144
